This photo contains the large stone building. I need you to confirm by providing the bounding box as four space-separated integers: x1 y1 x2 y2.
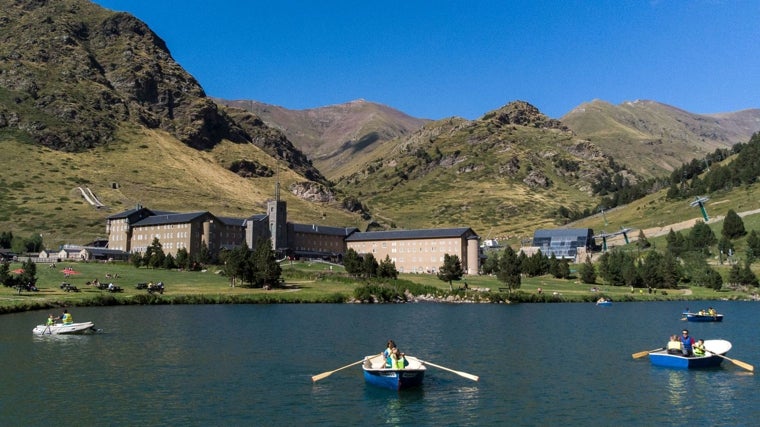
106 201 482 274
345 228 480 275
106 206 244 256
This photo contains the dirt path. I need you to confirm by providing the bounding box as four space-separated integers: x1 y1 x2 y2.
604 208 760 246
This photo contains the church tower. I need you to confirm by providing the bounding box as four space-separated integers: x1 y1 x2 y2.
268 174 287 252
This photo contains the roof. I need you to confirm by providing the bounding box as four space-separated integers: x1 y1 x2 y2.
345 227 476 242
292 223 358 237
106 207 177 219
83 247 130 256
216 216 247 227
132 211 211 227
533 228 594 239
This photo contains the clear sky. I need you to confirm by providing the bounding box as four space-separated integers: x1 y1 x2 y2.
91 0 759 120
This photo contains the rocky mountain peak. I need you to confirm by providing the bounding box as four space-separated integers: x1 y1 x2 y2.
0 0 247 151
480 100 568 131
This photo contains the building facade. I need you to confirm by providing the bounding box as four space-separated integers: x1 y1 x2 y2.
345 228 480 275
106 203 483 275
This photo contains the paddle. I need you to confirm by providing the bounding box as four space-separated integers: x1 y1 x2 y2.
631 347 664 359
703 349 754 372
311 358 367 382
421 360 479 381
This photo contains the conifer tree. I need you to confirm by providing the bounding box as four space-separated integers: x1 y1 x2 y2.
721 209 746 240
437 253 464 291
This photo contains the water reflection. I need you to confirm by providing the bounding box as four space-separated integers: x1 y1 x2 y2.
665 371 687 406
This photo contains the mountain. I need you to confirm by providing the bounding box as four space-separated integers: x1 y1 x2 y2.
0 0 357 246
561 99 760 178
1 0 757 248
333 101 636 238
216 99 428 180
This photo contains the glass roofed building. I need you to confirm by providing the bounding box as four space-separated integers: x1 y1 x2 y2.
531 228 598 260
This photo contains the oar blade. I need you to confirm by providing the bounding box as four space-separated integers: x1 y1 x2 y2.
730 358 754 372
461 372 480 381
632 347 662 359
423 360 479 381
312 358 366 383
311 371 333 382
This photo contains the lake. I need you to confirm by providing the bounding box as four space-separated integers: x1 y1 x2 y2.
1 301 758 426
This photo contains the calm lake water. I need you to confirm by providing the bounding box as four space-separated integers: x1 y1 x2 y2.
1 301 759 426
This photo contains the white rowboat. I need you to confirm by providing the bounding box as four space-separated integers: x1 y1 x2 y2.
33 321 97 335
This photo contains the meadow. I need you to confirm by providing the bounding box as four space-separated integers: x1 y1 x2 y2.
1 256 750 316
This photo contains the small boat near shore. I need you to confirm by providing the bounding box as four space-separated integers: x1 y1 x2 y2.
648 339 731 369
362 353 426 390
33 321 97 335
682 311 723 322
596 298 612 306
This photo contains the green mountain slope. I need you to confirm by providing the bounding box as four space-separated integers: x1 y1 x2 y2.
334 101 637 239
561 99 760 178
0 0 355 246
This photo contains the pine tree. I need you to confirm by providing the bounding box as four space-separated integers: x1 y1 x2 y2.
343 248 363 277
721 209 746 240
579 256 596 284
496 246 521 292
437 253 464 291
378 255 398 279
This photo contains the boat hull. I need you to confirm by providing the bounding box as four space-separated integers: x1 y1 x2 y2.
596 301 612 307
648 339 731 369
33 321 96 335
362 354 426 390
684 313 723 322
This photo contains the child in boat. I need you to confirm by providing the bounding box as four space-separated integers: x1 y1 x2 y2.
693 339 706 357
384 340 396 368
666 335 682 354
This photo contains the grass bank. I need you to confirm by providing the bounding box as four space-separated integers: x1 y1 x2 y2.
1 259 751 315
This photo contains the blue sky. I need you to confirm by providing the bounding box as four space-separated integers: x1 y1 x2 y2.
91 0 759 120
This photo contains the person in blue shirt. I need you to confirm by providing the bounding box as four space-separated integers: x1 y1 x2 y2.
383 340 397 368
679 329 695 356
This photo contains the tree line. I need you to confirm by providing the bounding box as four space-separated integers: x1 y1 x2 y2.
555 131 760 223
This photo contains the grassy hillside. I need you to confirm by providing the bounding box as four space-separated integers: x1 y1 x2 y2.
567 184 760 250
562 100 760 179
218 99 428 180
0 129 363 249
335 103 632 239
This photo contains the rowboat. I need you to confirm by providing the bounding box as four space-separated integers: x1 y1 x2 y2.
648 339 731 369
362 353 426 390
596 298 612 306
682 312 723 322
33 321 97 335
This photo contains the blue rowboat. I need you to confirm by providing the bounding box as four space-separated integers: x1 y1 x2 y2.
596 299 612 306
362 354 426 390
682 312 723 322
648 339 731 369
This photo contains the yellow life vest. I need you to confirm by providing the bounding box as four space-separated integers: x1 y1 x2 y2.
667 341 681 351
694 344 705 356
62 313 73 324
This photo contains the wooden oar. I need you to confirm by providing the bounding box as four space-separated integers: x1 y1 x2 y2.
632 347 664 359
704 349 754 372
422 360 479 381
311 359 365 382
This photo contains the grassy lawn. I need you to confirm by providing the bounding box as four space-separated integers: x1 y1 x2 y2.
2 258 750 314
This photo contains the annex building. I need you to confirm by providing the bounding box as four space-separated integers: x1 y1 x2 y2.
524 228 598 261
345 228 480 275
